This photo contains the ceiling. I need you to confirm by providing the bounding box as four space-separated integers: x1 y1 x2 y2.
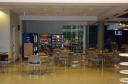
11 6 113 16
0 3 128 21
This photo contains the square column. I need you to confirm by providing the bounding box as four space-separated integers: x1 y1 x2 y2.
97 21 104 50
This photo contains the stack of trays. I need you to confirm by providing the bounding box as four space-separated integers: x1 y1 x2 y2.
119 53 128 83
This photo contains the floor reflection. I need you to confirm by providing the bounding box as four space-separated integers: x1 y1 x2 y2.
0 64 123 84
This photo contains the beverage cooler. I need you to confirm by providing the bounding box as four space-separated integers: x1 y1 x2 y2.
22 33 38 59
39 34 51 53
51 34 64 49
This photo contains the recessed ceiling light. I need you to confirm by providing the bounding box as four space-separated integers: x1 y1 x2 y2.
114 28 118 30
119 23 122 26
123 28 128 30
122 23 126 26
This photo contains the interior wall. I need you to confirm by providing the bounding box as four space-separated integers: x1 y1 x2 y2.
25 21 63 34
0 9 10 54
0 9 20 61
23 21 87 34
22 21 27 33
10 10 20 61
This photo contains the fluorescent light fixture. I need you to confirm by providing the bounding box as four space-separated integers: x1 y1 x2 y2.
0 10 8 23
120 70 128 74
119 23 122 26
120 78 128 83
119 53 128 57
120 62 128 66
114 28 118 30
124 28 128 30
0 10 6 16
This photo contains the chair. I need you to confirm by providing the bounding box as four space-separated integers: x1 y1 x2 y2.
28 55 42 75
54 51 60 65
70 53 81 68
58 51 69 67
41 56 55 73
86 50 103 67
0 53 10 72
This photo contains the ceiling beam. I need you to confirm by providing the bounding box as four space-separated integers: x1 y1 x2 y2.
0 3 128 6
0 0 128 3
20 16 98 21
98 7 128 21
108 18 128 21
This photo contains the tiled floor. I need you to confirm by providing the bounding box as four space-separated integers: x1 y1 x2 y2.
0 64 124 84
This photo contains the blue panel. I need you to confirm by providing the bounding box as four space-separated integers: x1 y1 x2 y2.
23 33 34 43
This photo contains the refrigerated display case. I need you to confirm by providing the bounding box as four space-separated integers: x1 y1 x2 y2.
22 33 38 58
51 34 64 49
39 34 51 55
39 34 49 48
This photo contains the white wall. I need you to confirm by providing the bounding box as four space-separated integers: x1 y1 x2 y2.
0 9 20 61
0 9 10 54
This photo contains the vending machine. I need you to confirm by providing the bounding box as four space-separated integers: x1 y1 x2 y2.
22 33 38 59
39 34 51 55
